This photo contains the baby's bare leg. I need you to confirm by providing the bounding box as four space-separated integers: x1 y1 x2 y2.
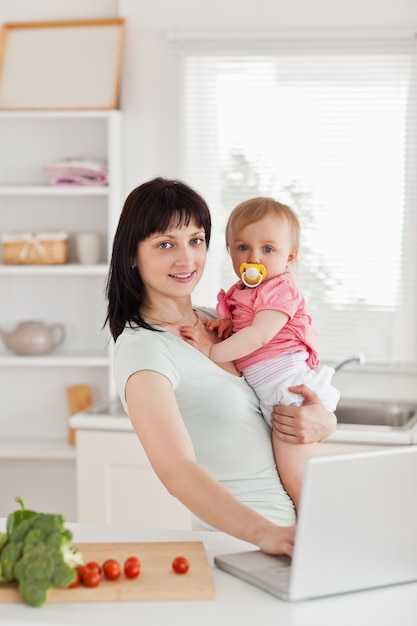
272 431 317 511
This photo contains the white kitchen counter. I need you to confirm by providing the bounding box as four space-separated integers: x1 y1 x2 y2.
69 397 132 432
70 412 132 432
1 519 416 626
69 397 417 445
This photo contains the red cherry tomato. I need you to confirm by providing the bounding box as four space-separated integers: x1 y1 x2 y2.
76 565 87 583
102 558 121 581
172 556 190 574
82 568 101 588
124 556 141 579
85 561 102 574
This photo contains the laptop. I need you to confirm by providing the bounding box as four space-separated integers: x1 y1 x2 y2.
214 445 417 601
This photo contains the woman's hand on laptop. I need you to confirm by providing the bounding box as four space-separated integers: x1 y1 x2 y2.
270 385 337 444
255 523 295 557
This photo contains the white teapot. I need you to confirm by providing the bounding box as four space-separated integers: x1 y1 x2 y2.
0 321 66 355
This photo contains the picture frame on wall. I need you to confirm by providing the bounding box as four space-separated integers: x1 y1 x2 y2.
0 18 126 110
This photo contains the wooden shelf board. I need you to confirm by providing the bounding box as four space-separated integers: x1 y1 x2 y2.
0 353 110 367
0 185 109 196
0 439 76 460
0 264 108 276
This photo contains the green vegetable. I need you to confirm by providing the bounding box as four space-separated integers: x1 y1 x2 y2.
0 501 84 607
0 496 36 577
6 497 37 535
0 534 7 551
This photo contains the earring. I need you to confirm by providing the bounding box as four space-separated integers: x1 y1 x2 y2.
131 264 136 269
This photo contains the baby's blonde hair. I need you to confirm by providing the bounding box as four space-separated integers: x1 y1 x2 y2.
225 197 300 250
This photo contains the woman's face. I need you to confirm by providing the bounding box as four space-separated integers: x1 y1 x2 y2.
135 218 207 303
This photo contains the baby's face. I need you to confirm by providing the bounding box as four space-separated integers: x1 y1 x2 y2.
228 214 297 282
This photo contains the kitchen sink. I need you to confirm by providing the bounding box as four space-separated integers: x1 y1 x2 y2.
335 399 417 430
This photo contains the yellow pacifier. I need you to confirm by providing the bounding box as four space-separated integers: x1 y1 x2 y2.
240 263 267 288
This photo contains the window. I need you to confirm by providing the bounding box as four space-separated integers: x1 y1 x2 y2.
171 35 417 365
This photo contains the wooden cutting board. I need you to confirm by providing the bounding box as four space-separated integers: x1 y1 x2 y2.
0 541 215 603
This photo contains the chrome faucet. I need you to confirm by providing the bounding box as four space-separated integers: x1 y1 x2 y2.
333 353 366 372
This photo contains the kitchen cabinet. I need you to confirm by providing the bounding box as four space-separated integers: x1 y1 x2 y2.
73 420 395 528
75 430 192 529
0 111 122 519
317 441 388 455
70 396 410 526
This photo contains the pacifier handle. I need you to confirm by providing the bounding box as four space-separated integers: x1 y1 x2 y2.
240 263 267 288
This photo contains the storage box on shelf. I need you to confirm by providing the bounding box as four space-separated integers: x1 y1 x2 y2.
1 231 69 264
0 111 122 519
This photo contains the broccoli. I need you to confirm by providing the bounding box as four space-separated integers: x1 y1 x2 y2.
0 505 84 607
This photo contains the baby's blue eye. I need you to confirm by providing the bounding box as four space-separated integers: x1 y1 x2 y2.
263 246 273 253
238 244 248 251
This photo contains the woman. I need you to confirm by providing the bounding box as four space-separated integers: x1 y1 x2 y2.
106 177 336 556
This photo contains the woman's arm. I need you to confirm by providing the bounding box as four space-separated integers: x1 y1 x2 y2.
271 384 337 444
125 369 294 556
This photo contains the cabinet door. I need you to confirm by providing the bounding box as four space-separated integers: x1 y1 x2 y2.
76 430 192 529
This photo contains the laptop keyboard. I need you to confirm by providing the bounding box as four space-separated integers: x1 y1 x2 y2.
268 565 291 585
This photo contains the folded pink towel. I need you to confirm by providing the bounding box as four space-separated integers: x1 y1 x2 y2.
42 158 108 186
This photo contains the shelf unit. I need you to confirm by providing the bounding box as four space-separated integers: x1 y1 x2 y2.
0 111 122 467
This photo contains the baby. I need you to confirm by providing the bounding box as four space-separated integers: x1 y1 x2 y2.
181 197 339 510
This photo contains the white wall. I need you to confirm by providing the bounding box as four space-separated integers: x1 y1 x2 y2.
121 0 417 30
0 0 117 21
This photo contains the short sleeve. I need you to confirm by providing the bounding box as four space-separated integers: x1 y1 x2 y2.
253 274 303 320
114 329 180 412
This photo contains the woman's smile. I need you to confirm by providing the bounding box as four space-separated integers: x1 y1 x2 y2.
169 270 196 281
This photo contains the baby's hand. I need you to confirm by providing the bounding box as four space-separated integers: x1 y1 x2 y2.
180 326 214 358
203 317 233 339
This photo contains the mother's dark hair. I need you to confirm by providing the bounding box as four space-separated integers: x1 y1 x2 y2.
105 177 211 340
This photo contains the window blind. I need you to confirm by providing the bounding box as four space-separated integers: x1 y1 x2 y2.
170 35 417 365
